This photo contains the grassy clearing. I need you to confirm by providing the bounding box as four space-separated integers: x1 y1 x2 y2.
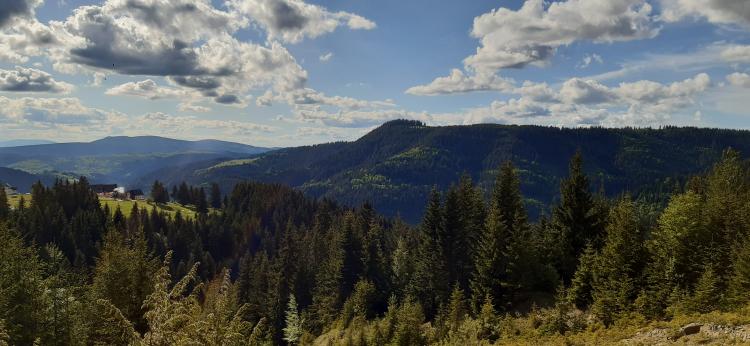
8 194 198 219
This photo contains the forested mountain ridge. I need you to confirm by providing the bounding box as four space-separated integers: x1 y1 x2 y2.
0 136 271 189
175 120 750 222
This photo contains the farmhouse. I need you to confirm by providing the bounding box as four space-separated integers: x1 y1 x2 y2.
128 189 145 200
91 184 117 194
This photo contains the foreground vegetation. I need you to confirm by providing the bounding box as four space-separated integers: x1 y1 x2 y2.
1 148 750 345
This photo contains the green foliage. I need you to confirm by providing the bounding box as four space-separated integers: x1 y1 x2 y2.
551 151 607 284
0 186 8 221
590 197 645 326
150 180 170 204
283 295 304 345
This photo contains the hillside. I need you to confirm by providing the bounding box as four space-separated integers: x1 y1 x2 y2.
0 167 58 193
0 139 55 147
167 120 750 222
0 136 272 190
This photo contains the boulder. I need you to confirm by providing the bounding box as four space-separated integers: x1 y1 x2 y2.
681 323 702 336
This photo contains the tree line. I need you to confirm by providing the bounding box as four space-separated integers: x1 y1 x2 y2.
0 149 749 345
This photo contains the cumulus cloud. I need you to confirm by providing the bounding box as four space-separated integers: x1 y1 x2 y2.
408 0 658 96
0 66 73 93
464 73 711 127
727 72 750 87
721 45 750 63
466 0 657 72
660 0 750 26
0 96 124 125
227 0 375 43
105 79 186 99
134 112 275 136
0 0 42 28
406 69 514 96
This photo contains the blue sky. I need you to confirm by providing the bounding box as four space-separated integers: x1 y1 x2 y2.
0 0 749 146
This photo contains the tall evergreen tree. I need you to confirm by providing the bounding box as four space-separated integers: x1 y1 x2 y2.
471 161 528 311
551 151 605 283
0 186 8 221
590 197 646 325
412 188 449 316
150 180 169 204
283 295 303 345
210 183 222 209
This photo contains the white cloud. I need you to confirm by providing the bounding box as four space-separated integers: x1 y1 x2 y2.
227 0 375 44
721 45 750 63
462 73 711 127
660 0 750 26
408 0 658 96
319 52 333 62
727 72 750 87
0 66 73 93
406 69 514 96
466 0 657 72
577 53 603 69
133 112 275 137
105 79 186 99
0 96 124 125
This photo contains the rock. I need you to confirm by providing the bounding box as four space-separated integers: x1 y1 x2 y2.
681 322 703 336
667 323 703 341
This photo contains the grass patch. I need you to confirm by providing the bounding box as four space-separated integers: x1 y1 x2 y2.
8 194 198 219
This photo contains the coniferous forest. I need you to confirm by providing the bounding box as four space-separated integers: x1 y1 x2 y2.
2 149 750 345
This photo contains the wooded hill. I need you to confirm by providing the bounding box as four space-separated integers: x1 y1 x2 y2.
163 120 750 222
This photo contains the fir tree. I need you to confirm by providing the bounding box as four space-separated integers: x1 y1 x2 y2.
0 186 8 221
210 183 222 209
551 150 606 283
283 295 304 345
590 197 645 325
150 180 169 204
413 188 449 316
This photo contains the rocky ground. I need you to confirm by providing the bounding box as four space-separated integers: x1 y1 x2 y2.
623 323 750 345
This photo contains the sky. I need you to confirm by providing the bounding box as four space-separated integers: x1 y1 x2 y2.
0 0 749 147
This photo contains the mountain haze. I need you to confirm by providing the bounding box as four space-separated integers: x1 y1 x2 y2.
0 136 271 188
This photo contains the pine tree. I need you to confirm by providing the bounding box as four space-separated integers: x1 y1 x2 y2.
590 197 645 326
0 186 8 221
413 188 449 316
471 162 528 311
729 238 750 306
688 266 723 313
196 188 209 214
551 150 605 283
151 180 169 204
210 183 222 209
283 295 304 345
446 284 467 334
471 202 508 312
91 228 158 332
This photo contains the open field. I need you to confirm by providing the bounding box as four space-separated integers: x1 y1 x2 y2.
9 194 198 219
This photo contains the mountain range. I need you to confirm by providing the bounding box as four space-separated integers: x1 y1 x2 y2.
4 121 750 221
0 136 270 192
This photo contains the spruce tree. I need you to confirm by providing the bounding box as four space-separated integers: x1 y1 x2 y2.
729 238 750 306
0 186 8 221
551 150 605 283
283 295 303 345
471 161 527 311
150 180 169 204
590 197 645 326
210 183 222 209
413 188 449 316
